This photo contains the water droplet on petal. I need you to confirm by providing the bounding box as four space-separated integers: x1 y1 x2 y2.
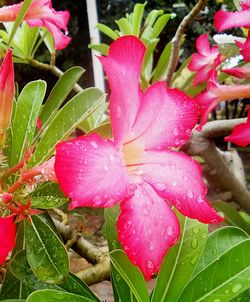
147 260 154 270
90 141 98 149
197 195 204 203
172 127 179 136
103 165 109 171
167 225 173 235
187 191 194 199
172 181 177 187
93 196 102 205
155 182 166 191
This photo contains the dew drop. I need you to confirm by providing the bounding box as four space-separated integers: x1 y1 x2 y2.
172 180 177 187
212 248 217 256
103 165 109 171
190 254 199 265
192 227 200 234
147 260 154 270
201 233 207 239
187 191 194 199
149 243 154 251
90 141 98 149
213 299 221 302
167 225 173 235
155 182 166 191
172 127 179 136
93 196 102 205
191 239 198 249
197 195 204 203
232 284 242 293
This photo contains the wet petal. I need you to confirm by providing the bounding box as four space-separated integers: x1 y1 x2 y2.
55 133 130 209
139 150 223 224
117 182 179 280
98 36 146 146
214 10 250 32
128 81 197 149
196 33 210 56
0 214 16 264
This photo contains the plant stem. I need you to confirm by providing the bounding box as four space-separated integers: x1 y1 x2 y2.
165 0 208 86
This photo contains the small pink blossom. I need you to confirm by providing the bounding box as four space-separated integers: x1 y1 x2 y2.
55 36 222 279
223 65 250 79
0 0 71 50
196 70 250 130
225 107 250 147
0 214 16 264
188 34 221 86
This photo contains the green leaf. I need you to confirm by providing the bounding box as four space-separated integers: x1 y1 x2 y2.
230 289 250 301
132 2 146 36
96 23 119 40
141 38 159 81
9 250 100 301
30 196 68 209
105 207 131 301
38 66 85 129
29 88 105 167
0 300 26 302
214 201 250 235
151 213 208 302
178 239 250 302
7 0 33 48
23 23 39 57
88 122 112 138
115 18 132 35
31 182 66 199
151 14 171 39
88 43 109 55
152 42 172 82
110 250 150 302
11 80 46 166
25 215 69 284
26 289 94 302
141 9 164 40
193 226 249 277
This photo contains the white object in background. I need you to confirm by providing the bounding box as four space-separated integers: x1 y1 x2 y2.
86 0 105 92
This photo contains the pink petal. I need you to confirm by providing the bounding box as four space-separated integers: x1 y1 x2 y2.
188 53 210 71
239 33 250 62
55 133 130 209
196 34 210 56
214 10 250 32
225 109 250 146
98 36 146 146
127 81 198 149
222 66 250 79
117 182 179 280
0 214 16 264
139 150 223 224
193 65 212 86
40 157 57 182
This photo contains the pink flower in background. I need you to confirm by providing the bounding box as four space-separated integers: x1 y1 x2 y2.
55 36 222 280
188 34 221 86
0 0 71 50
214 1 250 62
196 70 250 130
0 214 16 264
223 65 250 79
225 108 250 147
0 49 14 146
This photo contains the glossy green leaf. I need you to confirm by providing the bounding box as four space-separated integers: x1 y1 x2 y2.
9 250 100 301
25 215 69 284
193 226 249 276
29 88 105 166
105 207 131 302
151 213 208 302
132 2 146 36
141 38 159 81
88 43 109 55
115 18 132 35
96 23 119 40
31 182 66 199
26 290 94 302
214 201 250 235
151 14 171 39
141 9 164 40
152 42 172 82
230 288 250 301
38 66 85 129
89 122 112 138
30 196 68 209
178 239 250 302
110 250 150 302
11 80 46 166
40 28 54 54
7 0 33 48
23 23 39 57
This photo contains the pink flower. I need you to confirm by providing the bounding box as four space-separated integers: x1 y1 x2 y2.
0 0 71 50
214 1 250 62
223 65 250 79
0 49 14 146
196 70 250 130
55 36 222 280
225 107 250 146
188 34 221 86
0 214 16 264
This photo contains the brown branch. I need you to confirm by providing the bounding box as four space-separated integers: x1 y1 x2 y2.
165 0 208 86
28 59 83 94
184 119 250 212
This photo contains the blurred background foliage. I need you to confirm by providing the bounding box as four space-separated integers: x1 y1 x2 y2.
1 0 235 89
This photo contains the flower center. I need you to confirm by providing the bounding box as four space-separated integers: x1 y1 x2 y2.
122 141 145 168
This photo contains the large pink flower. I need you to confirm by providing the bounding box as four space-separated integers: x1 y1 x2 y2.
188 34 221 86
0 0 71 50
196 70 250 130
0 214 16 264
55 36 222 280
225 107 250 147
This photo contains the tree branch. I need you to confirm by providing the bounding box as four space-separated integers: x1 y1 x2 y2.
165 0 208 86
